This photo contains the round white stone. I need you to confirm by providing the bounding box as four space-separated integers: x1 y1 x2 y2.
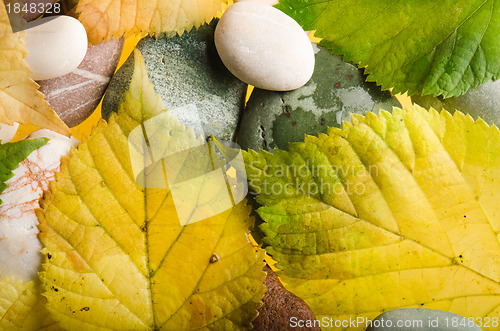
215 2 315 91
0 122 19 143
234 0 278 6
0 129 78 281
23 16 88 81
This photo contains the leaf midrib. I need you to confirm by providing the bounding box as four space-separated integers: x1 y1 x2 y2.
327 115 499 284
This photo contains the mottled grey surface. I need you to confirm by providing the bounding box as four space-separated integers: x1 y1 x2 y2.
103 20 248 142
413 79 500 126
237 44 400 152
367 308 481 331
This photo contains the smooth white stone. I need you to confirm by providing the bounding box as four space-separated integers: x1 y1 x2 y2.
0 129 78 281
215 2 315 91
0 122 19 143
23 16 88 81
234 0 278 5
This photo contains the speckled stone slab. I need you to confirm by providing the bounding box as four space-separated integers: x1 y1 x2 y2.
237 44 400 151
103 19 248 142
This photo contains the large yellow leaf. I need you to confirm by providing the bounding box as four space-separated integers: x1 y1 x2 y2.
244 106 500 330
37 49 265 330
0 278 60 330
0 1 70 135
75 0 231 44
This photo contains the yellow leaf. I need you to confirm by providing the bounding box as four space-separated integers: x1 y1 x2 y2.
244 106 500 330
0 1 70 135
38 49 265 330
0 277 61 330
75 0 231 44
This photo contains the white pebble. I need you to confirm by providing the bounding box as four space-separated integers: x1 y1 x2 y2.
23 16 88 81
234 0 278 5
215 2 314 91
0 122 19 143
0 129 78 281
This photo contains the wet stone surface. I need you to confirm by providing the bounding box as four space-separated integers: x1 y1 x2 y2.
237 44 400 152
367 308 481 331
103 20 247 142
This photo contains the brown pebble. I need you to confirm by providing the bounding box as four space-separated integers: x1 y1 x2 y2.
21 0 58 22
253 266 320 331
38 37 124 127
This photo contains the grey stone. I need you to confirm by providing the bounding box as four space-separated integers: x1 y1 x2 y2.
237 44 400 152
102 19 247 142
366 308 481 331
412 79 500 127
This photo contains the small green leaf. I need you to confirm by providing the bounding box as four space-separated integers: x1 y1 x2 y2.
0 138 48 204
276 0 500 98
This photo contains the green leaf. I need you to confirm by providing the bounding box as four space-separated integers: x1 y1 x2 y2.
276 0 500 98
38 49 266 330
0 138 48 204
244 106 500 327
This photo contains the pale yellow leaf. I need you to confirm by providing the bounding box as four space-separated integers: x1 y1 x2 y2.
0 1 70 135
76 0 231 44
0 277 61 330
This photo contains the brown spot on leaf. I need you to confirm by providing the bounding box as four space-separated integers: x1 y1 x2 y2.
66 250 91 273
209 253 220 263
189 297 211 328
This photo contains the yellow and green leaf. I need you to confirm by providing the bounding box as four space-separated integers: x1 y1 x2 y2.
0 137 47 203
0 277 60 331
0 1 70 134
277 0 500 98
75 0 232 44
38 49 265 330
244 105 500 329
